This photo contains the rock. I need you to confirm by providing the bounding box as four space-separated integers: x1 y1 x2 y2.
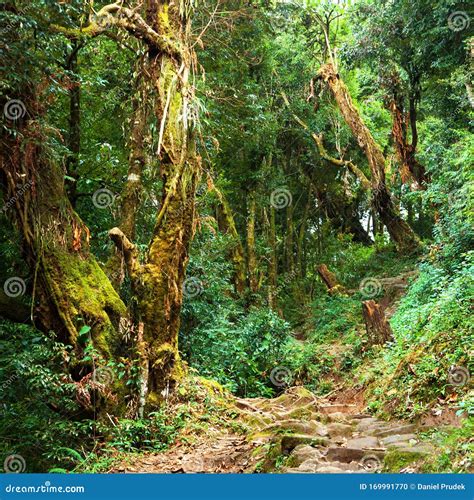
315 465 346 473
281 434 329 453
356 418 379 431
327 422 354 438
264 419 327 437
346 436 380 449
324 411 348 423
320 404 357 415
380 434 417 446
296 459 324 472
326 447 385 463
326 447 365 463
397 444 435 454
330 436 347 445
373 424 417 437
290 445 322 466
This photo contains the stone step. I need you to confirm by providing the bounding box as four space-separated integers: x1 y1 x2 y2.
320 404 358 414
372 424 417 437
281 434 329 453
325 447 385 463
346 436 380 449
326 422 354 438
380 434 417 446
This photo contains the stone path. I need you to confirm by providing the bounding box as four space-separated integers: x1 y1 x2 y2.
111 387 435 474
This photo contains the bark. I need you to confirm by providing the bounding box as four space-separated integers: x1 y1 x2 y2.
318 64 420 253
267 206 277 308
213 186 246 294
109 0 201 404
246 191 258 293
317 264 344 294
65 40 83 207
362 300 393 346
296 190 311 278
0 95 126 364
107 56 148 289
386 75 428 189
285 202 295 274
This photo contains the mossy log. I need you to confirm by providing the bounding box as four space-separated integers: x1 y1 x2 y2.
317 264 345 294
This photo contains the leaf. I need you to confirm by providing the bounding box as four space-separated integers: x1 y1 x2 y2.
78 326 91 337
57 447 83 463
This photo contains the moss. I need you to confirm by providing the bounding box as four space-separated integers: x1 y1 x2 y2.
384 449 426 471
197 376 226 395
42 248 126 356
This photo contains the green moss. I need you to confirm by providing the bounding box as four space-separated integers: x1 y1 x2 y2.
384 449 425 471
41 247 126 357
197 376 226 395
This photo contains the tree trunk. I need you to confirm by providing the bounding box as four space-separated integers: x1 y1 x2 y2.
297 187 312 277
362 300 393 346
285 202 295 274
213 186 246 294
118 0 200 404
65 40 83 207
318 64 419 253
386 76 428 189
0 95 126 367
267 206 278 308
317 264 344 294
107 56 148 289
247 191 258 293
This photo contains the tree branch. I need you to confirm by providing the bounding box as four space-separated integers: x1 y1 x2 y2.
279 87 371 190
51 2 182 58
109 227 140 278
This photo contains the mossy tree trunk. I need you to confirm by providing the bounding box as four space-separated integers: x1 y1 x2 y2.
213 186 246 294
385 72 428 189
0 93 126 370
318 64 420 253
107 56 149 290
247 190 258 293
109 0 201 404
267 206 278 308
64 39 84 208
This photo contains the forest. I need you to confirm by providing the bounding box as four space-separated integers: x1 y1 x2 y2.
0 0 472 476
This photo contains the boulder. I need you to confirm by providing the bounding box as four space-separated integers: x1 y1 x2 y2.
290 445 322 466
281 434 329 454
373 424 417 437
327 422 354 438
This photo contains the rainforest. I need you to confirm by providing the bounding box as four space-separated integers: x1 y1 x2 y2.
0 0 473 476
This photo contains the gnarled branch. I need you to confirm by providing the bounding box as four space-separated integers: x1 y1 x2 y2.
279 88 371 190
51 2 182 58
109 227 140 278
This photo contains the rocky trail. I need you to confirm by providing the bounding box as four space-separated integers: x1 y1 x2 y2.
111 387 436 474
110 270 445 475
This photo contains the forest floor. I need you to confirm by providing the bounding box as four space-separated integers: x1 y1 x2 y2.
109 269 463 474
110 386 441 474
